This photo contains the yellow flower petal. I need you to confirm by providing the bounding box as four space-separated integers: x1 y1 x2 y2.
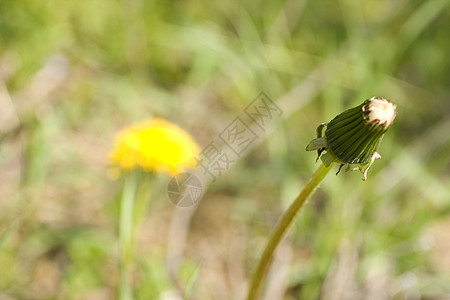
109 119 200 175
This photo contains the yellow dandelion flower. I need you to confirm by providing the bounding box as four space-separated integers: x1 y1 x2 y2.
109 119 200 175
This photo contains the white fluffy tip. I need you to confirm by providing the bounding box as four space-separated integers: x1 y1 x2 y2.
363 97 397 128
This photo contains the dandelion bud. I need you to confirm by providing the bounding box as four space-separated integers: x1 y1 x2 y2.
306 97 397 180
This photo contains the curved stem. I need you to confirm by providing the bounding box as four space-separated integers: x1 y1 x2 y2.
247 163 334 300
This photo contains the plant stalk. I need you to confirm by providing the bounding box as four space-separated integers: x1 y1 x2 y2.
119 170 138 300
247 163 334 300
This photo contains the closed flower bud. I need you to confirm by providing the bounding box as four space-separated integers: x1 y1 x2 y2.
306 97 397 180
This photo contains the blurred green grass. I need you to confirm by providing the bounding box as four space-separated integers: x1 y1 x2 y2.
1 0 450 299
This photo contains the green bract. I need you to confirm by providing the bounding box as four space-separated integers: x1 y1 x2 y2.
306 97 397 180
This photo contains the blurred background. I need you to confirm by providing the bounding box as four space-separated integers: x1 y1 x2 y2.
1 0 449 299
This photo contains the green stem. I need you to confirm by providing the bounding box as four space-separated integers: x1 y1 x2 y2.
119 170 139 300
247 163 333 300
